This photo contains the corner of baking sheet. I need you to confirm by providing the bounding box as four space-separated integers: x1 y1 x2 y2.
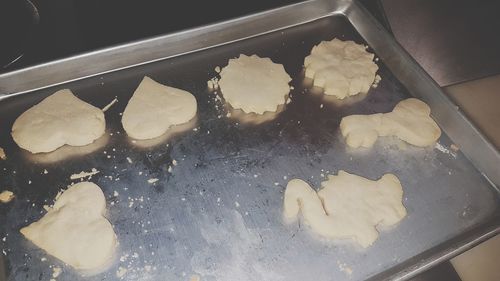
343 0 500 189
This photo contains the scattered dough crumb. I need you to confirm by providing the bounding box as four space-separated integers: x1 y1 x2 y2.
52 266 62 278
340 98 441 148
126 157 133 164
190 274 201 281
435 142 457 158
147 178 159 184
337 261 353 275
116 266 128 278
207 77 219 90
43 169 48 174
450 143 460 152
70 168 100 180
372 74 382 88
172 159 178 166
0 147 6 160
54 190 63 201
102 97 118 112
0 190 15 203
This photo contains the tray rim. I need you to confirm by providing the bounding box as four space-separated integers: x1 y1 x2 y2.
0 0 498 280
0 0 341 96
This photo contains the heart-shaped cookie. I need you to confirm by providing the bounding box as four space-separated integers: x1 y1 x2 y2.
122 76 197 140
11 89 105 153
20 182 117 271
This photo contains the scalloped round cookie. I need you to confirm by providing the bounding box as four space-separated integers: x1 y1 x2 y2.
218 54 292 114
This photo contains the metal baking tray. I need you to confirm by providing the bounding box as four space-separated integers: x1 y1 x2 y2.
0 0 498 280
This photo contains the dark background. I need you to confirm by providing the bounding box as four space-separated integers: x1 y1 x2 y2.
0 0 304 71
2 0 499 87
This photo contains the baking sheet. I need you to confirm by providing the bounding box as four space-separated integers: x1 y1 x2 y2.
0 9 498 281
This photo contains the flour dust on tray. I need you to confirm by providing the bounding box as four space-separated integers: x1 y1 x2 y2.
304 38 379 99
283 171 407 248
340 98 441 148
20 182 117 271
122 76 197 140
217 54 292 114
11 89 106 153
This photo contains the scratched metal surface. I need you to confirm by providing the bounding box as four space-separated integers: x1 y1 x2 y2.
0 16 498 281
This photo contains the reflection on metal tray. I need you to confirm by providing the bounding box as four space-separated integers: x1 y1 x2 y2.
0 0 498 280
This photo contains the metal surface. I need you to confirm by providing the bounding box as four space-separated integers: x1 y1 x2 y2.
406 261 461 281
0 1 498 281
381 0 500 87
444 74 500 149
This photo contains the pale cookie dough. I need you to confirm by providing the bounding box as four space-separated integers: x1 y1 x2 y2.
340 98 441 148
0 147 6 160
284 171 407 248
11 89 105 153
218 54 292 114
122 76 197 140
20 182 117 271
0 190 14 203
304 38 379 99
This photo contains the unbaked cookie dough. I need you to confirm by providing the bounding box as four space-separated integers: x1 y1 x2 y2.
218 54 292 114
304 38 379 99
340 98 441 148
11 89 105 153
122 76 197 140
0 190 14 203
284 171 407 248
20 182 117 271
0 147 6 160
